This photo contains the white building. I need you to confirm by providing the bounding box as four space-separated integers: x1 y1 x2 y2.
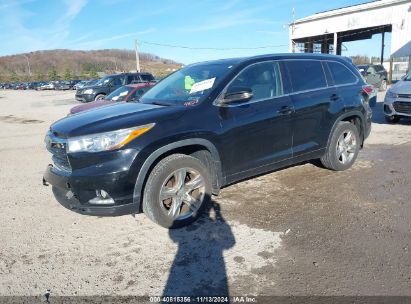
289 0 411 59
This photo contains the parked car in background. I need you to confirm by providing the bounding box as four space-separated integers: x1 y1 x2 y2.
55 81 73 90
357 64 388 91
44 53 373 228
384 72 411 123
70 80 81 89
38 81 56 90
69 82 156 115
75 72 155 102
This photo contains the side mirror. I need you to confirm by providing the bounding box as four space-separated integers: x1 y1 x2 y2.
221 87 253 104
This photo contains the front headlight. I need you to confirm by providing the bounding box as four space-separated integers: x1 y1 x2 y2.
67 123 155 153
84 89 93 94
386 90 398 99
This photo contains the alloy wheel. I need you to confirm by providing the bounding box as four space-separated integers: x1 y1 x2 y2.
159 167 205 220
336 130 357 165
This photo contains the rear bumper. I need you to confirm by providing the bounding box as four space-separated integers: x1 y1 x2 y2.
43 163 140 216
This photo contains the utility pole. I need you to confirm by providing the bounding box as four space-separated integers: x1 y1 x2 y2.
381 28 385 65
22 54 31 78
134 40 141 73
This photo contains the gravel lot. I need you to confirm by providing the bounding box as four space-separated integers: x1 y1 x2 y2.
0 89 410 297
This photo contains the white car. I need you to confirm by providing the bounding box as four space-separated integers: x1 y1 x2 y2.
384 73 411 123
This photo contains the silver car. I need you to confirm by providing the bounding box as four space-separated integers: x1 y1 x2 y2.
384 73 411 123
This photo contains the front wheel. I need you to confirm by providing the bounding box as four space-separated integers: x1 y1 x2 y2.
142 154 212 228
321 122 360 171
94 94 105 101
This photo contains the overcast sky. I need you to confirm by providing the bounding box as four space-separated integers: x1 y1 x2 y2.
0 0 391 64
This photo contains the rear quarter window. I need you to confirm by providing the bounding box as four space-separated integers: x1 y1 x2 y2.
285 60 327 92
328 61 358 85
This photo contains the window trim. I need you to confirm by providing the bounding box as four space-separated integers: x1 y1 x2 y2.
214 60 286 107
214 58 360 108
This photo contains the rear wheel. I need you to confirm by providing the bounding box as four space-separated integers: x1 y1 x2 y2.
385 115 400 123
142 154 211 228
321 122 360 171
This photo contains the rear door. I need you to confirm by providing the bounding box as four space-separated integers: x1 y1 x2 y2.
284 59 338 156
326 60 362 112
217 60 294 180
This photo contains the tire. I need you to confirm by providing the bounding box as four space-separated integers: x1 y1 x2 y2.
321 121 360 171
385 115 400 123
380 80 387 91
142 154 212 228
94 94 105 101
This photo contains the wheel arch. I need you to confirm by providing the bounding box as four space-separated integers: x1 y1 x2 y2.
132 138 223 211
327 111 366 148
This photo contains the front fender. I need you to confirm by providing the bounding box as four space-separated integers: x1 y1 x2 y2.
132 138 223 211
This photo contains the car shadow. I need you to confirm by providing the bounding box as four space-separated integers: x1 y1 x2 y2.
162 199 235 297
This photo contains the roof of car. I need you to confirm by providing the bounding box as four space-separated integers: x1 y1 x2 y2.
189 53 353 68
125 82 156 88
107 72 154 77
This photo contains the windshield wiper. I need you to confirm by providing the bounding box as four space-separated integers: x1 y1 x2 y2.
150 101 171 106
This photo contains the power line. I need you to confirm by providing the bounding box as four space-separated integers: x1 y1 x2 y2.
140 41 289 50
141 24 389 53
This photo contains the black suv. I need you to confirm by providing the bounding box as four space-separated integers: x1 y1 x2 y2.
357 64 388 91
44 54 372 228
75 72 155 102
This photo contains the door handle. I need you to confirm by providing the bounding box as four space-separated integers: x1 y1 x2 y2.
330 94 340 101
277 106 293 115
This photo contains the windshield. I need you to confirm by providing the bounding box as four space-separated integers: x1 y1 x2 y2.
95 76 113 86
403 73 411 81
106 86 132 102
140 63 234 106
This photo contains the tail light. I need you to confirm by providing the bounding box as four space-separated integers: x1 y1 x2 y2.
362 85 374 95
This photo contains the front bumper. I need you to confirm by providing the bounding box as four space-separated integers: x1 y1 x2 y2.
75 93 95 103
43 149 142 216
384 97 411 117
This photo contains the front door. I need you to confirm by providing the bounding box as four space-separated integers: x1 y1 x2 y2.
217 61 293 180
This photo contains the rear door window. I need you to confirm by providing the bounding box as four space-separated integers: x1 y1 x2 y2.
285 60 327 92
328 61 357 85
127 75 137 84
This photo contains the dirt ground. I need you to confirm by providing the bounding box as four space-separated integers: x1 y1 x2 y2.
0 89 410 298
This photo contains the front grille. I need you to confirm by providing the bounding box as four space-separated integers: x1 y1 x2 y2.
45 131 71 172
397 93 411 99
393 101 411 115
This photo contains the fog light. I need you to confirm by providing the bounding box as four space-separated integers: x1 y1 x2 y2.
89 190 115 205
384 105 392 114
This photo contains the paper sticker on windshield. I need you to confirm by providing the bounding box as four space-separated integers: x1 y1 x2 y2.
119 91 128 96
189 77 216 94
112 96 119 101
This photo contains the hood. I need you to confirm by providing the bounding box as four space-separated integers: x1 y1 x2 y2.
390 80 411 94
70 100 116 114
79 84 99 90
51 102 184 137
